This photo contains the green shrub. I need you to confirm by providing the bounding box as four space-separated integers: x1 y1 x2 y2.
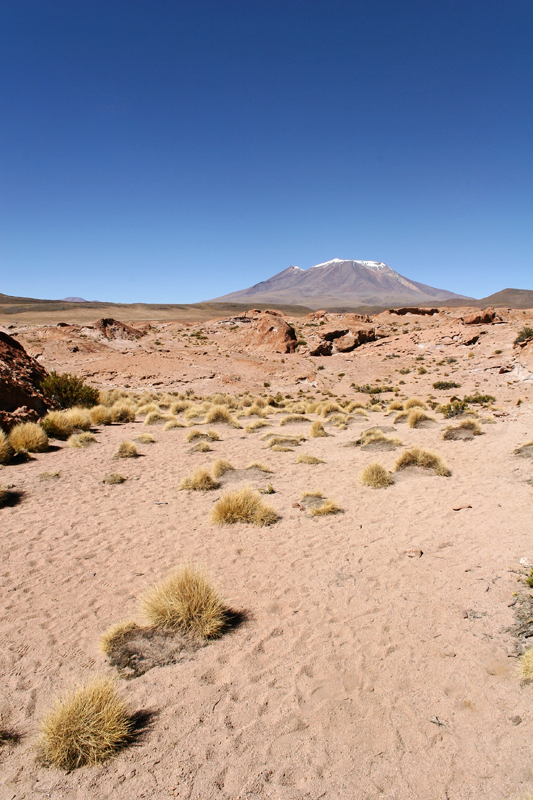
41 372 99 409
438 399 468 418
514 326 533 345
432 381 461 390
463 393 495 405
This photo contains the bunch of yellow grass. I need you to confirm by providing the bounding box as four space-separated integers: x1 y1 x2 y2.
279 414 310 426
140 565 226 638
64 407 92 430
180 468 219 490
360 462 394 488
296 454 325 464
110 403 136 423
407 409 434 428
114 441 138 459
310 420 327 438
37 677 132 770
395 447 451 476
211 486 278 526
68 432 97 448
40 411 74 439
0 430 13 464
9 422 48 453
90 405 113 425
405 397 427 410
212 459 235 478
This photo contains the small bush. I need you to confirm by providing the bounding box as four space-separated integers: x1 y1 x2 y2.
395 447 451 476
518 648 533 681
90 405 113 425
40 411 74 439
212 460 235 478
310 421 327 438
111 403 136 423
296 454 325 464
41 372 99 409
140 565 226 638
115 441 138 459
463 393 495 405
360 462 394 488
211 486 278 526
68 432 97 448
37 677 132 769
180 468 219 490
0 430 13 464
404 398 426 410
514 326 533 345
433 381 461 390
9 422 48 453
438 399 469 418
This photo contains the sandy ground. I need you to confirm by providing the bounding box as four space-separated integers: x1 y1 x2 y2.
1 309 533 799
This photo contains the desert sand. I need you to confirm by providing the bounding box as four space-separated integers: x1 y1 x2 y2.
1 305 533 799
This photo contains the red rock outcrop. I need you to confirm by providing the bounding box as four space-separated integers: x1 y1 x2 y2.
250 314 297 353
0 331 56 431
462 308 498 325
310 327 379 355
389 307 439 316
89 318 143 340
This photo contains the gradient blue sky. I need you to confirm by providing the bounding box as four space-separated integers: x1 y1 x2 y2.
1 0 531 303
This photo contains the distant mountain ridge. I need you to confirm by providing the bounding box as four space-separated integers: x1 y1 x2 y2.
209 258 472 309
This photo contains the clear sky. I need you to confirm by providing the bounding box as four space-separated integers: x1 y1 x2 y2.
1 0 531 303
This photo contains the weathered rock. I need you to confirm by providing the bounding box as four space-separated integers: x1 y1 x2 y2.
333 334 358 352
89 318 143 340
463 308 497 325
251 314 297 353
310 341 333 356
389 307 439 316
319 328 350 342
311 327 379 355
0 331 56 430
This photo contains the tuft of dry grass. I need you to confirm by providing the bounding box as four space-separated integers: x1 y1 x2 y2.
67 432 97 448
310 420 328 438
140 565 226 638
37 676 132 770
136 403 160 415
180 468 219 490
64 407 93 430
115 441 138 459
279 414 310 426
9 422 48 453
212 460 235 478
388 400 404 411
246 461 273 472
360 462 394 488
40 411 74 439
191 441 211 452
102 473 127 484
393 411 409 424
211 486 279 526
110 403 136 423
265 435 303 448
186 429 209 443
170 400 192 414
135 433 155 444
0 430 13 464
407 409 434 428
271 445 293 451
405 398 427 410
518 648 533 682
100 621 139 656
310 499 341 516
443 419 482 439
163 419 185 431
144 411 173 426
39 471 60 480
205 405 240 426
245 420 270 432
296 454 325 464
206 429 220 441
90 405 113 425
395 447 451 476
319 401 342 417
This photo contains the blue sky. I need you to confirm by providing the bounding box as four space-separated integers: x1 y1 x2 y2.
1 0 531 303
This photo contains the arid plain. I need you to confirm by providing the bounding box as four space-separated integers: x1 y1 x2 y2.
2 304 533 799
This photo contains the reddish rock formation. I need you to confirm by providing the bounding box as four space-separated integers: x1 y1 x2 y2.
251 314 297 353
389 307 439 316
462 308 498 325
0 331 56 431
90 318 143 340
310 327 379 355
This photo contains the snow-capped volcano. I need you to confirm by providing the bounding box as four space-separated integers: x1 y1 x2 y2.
209 259 469 309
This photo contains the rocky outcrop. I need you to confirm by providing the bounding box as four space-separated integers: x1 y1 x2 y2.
310 327 379 356
389 307 439 316
0 331 56 431
462 308 498 325
251 314 297 353
87 318 144 340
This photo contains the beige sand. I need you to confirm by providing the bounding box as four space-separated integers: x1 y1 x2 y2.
1 311 533 798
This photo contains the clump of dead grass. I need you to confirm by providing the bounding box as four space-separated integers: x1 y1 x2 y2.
163 419 185 431
90 405 113 425
443 419 482 439
67 432 97 448
144 411 173 426
0 430 13 464
114 441 138 459
180 467 219 490
9 422 48 453
300 491 341 516
40 411 74 439
211 486 278 526
140 565 226 638
388 400 404 411
37 677 132 770
518 648 533 682
245 419 270 432
191 441 211 452
395 447 451 476
310 421 328 438
405 398 427 410
64 407 93 430
110 403 136 423
279 414 310 426
135 433 155 444
407 409 435 428
265 434 303 449
212 460 235 478
296 454 325 464
205 405 240 426
360 462 394 488
102 473 127 484
100 621 140 656
246 461 273 472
